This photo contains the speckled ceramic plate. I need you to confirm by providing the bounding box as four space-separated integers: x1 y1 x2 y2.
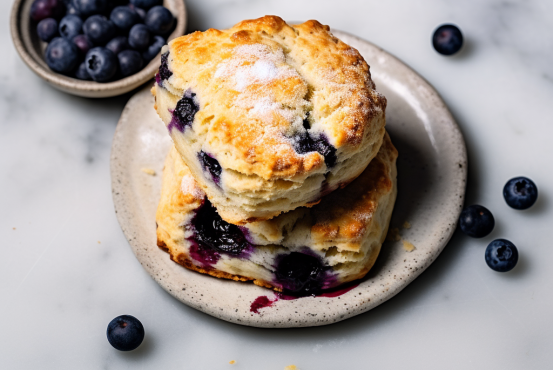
111 30 467 328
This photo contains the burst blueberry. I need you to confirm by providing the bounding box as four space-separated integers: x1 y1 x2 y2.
83 15 115 45
145 6 175 36
118 50 143 77
45 37 79 74
294 129 337 169
169 90 198 131
275 252 325 295
106 36 129 55
503 176 538 210
485 239 518 272
106 315 145 351
30 0 65 22
192 199 250 255
142 35 165 62
459 205 495 238
198 151 222 184
37 18 59 42
158 51 172 80
59 14 82 40
110 6 139 32
432 24 463 56
85 47 117 82
128 24 150 50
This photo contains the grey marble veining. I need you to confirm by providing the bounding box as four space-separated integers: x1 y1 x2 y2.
1 0 553 369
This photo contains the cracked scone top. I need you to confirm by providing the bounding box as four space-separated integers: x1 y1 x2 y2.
152 16 387 224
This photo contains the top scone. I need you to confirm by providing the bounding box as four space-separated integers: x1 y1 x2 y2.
152 15 387 224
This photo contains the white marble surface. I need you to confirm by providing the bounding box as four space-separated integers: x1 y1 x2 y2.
1 0 552 369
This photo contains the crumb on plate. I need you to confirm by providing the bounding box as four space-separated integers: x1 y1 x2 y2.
284 366 298 370
402 240 416 252
141 168 156 176
229 360 236 365
402 221 411 229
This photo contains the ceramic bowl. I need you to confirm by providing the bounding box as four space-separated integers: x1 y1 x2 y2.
10 0 187 98
110 30 468 328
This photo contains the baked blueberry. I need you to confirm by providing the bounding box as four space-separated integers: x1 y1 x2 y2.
74 61 91 80
30 0 65 22
83 15 115 45
198 151 222 184
106 315 145 351
106 36 129 55
45 37 79 74
37 18 59 42
158 51 172 80
503 176 538 210
275 252 324 295
459 205 495 238
485 239 518 272
432 24 463 56
142 35 165 62
192 199 250 255
110 6 139 32
73 0 108 17
294 131 337 169
118 50 143 77
130 0 162 10
128 24 150 50
59 14 82 40
72 34 92 56
168 90 198 132
145 6 175 36
85 47 117 82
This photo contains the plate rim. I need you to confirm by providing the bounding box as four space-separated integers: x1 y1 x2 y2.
110 29 467 328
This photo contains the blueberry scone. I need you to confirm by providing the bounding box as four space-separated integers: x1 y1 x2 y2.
152 16 387 224
156 132 397 295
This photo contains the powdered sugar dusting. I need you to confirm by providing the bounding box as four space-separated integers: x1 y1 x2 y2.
181 174 205 198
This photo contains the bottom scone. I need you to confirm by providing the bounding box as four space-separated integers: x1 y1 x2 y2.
156 133 398 295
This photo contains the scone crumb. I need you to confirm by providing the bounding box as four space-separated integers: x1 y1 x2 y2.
13 227 16 230
97 241 101 244
386 227 401 242
141 167 157 176
402 240 416 252
402 221 411 229
229 360 236 365
284 366 298 370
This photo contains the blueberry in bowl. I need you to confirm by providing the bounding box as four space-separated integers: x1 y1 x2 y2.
10 0 186 97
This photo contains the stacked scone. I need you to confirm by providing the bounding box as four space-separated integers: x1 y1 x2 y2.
153 16 397 295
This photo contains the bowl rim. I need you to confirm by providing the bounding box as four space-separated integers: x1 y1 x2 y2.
9 0 187 98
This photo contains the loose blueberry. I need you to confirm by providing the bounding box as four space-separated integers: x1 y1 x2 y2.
145 6 175 36
74 61 91 80
168 89 198 132
275 252 324 295
83 15 115 45
72 34 92 56
45 37 79 74
294 128 337 169
459 205 495 238
503 177 538 210
30 0 65 22
192 199 250 255
485 239 518 272
198 151 222 184
141 35 165 62
110 6 139 32
85 47 117 82
128 24 150 50
432 24 463 56
130 0 162 10
73 0 108 17
118 50 143 77
59 14 82 40
106 315 144 351
37 18 59 42
106 36 129 55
